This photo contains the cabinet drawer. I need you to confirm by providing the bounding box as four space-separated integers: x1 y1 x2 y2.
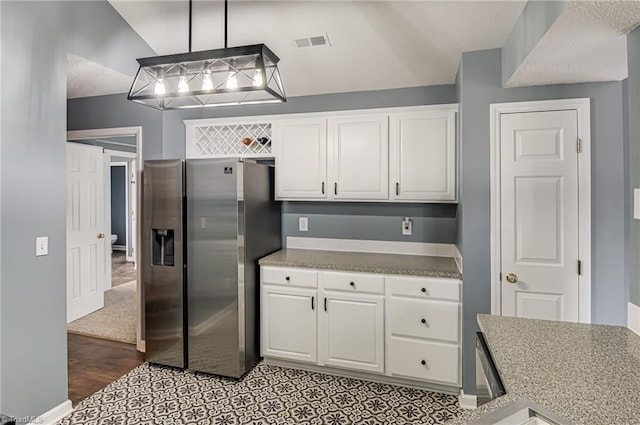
320 271 384 294
387 337 459 385
262 267 318 288
387 276 460 301
388 298 459 343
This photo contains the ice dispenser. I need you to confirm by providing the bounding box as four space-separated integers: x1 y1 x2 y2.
152 229 175 266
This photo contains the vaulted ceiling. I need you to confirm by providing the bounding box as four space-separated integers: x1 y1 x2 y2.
66 1 640 99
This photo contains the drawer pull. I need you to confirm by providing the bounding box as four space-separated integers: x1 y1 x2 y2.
421 287 427 293
421 318 427 324
421 360 426 366
350 281 355 287
311 296 315 310
285 276 290 281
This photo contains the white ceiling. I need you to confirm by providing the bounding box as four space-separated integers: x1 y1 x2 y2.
67 0 640 99
66 53 133 99
505 0 640 87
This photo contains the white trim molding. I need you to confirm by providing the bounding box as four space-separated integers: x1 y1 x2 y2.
458 390 477 410
489 98 591 323
629 302 640 336
28 399 72 425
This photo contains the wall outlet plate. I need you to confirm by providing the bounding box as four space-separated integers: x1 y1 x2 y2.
402 217 412 236
299 216 309 232
36 236 48 256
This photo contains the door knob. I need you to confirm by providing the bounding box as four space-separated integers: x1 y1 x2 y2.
97 233 105 239
505 273 518 284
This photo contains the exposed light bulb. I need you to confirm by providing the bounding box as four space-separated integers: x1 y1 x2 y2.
154 78 166 95
226 58 238 89
178 75 189 93
252 69 263 87
202 69 213 91
226 71 238 89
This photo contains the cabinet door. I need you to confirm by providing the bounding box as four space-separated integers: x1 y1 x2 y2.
329 115 389 200
390 109 456 201
261 285 317 363
274 118 327 199
319 291 384 373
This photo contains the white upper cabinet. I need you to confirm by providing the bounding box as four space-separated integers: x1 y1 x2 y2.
274 118 327 200
328 115 389 200
390 109 457 202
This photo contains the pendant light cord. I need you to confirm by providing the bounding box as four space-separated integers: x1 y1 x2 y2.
188 0 193 53
224 0 228 49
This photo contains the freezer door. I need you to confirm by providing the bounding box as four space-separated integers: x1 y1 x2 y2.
142 160 185 368
186 159 241 377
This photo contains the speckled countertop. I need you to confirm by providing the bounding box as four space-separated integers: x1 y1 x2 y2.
258 248 462 279
448 314 640 425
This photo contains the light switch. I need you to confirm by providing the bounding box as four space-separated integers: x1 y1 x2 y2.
299 217 309 232
635 189 640 220
36 236 48 256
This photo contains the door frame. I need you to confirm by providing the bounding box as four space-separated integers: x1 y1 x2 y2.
109 161 129 258
105 150 137 264
67 126 144 351
489 98 591 324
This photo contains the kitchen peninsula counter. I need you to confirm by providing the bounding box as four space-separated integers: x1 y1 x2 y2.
448 314 640 424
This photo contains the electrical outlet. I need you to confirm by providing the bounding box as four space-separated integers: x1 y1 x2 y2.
36 236 48 256
299 216 309 232
402 217 412 236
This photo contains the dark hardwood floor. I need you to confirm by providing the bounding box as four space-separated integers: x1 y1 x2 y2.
68 333 144 406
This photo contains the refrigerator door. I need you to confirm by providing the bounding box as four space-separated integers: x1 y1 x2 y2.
142 160 185 368
186 159 241 377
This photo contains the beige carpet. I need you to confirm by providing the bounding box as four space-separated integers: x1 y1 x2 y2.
67 280 137 344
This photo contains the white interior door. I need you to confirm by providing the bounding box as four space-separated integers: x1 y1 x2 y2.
67 143 106 323
500 110 580 322
130 159 137 267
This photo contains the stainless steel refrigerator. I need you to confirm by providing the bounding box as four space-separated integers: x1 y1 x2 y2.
142 158 281 378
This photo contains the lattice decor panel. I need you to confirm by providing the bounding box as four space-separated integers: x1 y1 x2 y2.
190 123 273 158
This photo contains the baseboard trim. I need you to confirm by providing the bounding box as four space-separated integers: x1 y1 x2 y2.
28 399 73 424
263 357 460 395
458 390 477 410
628 302 640 336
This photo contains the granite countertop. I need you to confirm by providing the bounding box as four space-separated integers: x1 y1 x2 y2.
448 314 640 425
258 248 462 279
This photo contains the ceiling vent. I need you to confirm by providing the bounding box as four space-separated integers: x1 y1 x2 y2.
295 34 331 48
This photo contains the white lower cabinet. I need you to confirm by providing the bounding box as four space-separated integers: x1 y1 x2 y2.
319 292 384 373
261 266 462 389
261 285 317 364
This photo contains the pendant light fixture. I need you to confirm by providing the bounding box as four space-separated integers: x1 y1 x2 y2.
128 0 286 110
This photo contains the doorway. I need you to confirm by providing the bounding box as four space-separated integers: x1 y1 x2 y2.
490 99 591 323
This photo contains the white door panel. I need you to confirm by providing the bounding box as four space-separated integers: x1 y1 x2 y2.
67 143 106 323
500 110 579 322
319 292 384 373
275 118 327 199
329 115 389 200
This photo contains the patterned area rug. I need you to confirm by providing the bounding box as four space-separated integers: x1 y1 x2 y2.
67 280 136 344
58 362 461 424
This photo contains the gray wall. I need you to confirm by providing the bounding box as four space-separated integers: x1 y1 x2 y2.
629 28 640 306
67 94 162 160
501 0 569 87
111 166 126 245
0 1 154 417
458 48 628 394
